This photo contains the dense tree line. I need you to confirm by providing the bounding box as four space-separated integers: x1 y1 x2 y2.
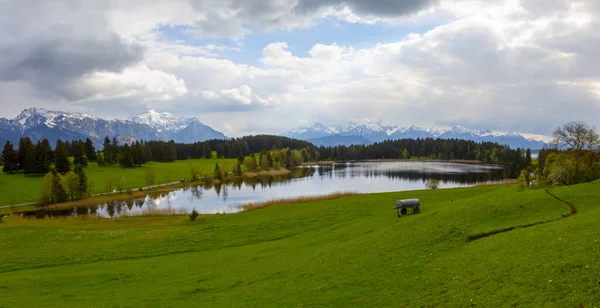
169 135 314 161
311 138 529 177
1 137 93 205
3 134 533 179
2 137 93 176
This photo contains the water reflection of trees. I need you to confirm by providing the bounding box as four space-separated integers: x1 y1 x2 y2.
340 169 508 184
25 163 509 218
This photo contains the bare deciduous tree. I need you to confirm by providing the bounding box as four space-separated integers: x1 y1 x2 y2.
552 121 599 151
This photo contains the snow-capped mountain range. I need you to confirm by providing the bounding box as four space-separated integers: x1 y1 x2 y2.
0 108 227 147
281 121 548 149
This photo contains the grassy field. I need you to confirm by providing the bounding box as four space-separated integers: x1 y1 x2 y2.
1 181 599 306
0 157 236 206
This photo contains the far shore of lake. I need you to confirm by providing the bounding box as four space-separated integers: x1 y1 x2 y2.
302 158 485 165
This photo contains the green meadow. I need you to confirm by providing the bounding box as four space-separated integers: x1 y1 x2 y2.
1 181 599 306
0 157 236 206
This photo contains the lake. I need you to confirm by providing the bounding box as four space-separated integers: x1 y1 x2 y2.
31 161 510 218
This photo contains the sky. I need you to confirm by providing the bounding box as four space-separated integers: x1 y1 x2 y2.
0 0 599 139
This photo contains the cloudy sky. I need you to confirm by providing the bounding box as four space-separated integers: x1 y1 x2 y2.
0 0 598 138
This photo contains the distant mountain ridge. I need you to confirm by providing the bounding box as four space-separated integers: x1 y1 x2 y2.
0 108 228 147
282 121 548 149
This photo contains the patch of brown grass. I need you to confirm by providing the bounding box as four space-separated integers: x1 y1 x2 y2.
126 207 190 217
239 191 356 211
301 161 335 166
244 169 291 178
475 179 518 186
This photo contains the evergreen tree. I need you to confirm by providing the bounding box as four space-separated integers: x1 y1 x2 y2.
23 141 36 175
168 141 177 162
64 141 73 156
132 141 146 166
18 137 33 170
214 163 222 181
54 140 71 174
402 148 409 159
75 165 88 197
525 148 532 168
72 141 88 167
143 141 154 162
33 141 51 175
119 144 135 169
203 145 212 159
2 141 19 173
40 139 53 163
234 162 243 176
19 138 35 174
84 138 97 161
103 136 113 164
111 138 119 163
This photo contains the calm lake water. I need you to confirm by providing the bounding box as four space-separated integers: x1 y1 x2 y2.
32 161 509 218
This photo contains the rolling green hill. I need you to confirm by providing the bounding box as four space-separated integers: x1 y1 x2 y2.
1 182 599 306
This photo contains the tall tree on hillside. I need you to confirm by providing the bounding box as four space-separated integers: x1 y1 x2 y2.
54 140 71 174
75 165 88 197
63 171 81 201
84 138 97 161
103 136 113 164
132 141 146 166
525 148 532 168
111 137 119 163
33 141 51 175
19 138 35 174
18 137 33 170
119 144 134 169
72 141 88 167
40 139 53 163
40 168 68 205
2 141 19 173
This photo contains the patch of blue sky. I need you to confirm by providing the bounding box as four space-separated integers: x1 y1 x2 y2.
156 13 452 66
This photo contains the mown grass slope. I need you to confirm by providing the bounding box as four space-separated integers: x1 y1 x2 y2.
0 157 235 206
0 182 599 307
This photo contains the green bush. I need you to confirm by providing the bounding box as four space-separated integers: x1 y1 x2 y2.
189 208 199 222
425 179 439 190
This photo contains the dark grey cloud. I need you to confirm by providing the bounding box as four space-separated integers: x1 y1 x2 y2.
293 0 441 17
183 0 442 38
0 33 144 100
1 33 142 80
0 1 145 100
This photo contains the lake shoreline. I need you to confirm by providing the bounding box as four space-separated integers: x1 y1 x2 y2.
303 158 487 165
5 160 510 217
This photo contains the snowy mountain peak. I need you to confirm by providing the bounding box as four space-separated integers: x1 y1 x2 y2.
299 122 337 133
132 110 197 134
0 108 228 146
282 120 549 149
133 110 180 128
445 125 480 135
